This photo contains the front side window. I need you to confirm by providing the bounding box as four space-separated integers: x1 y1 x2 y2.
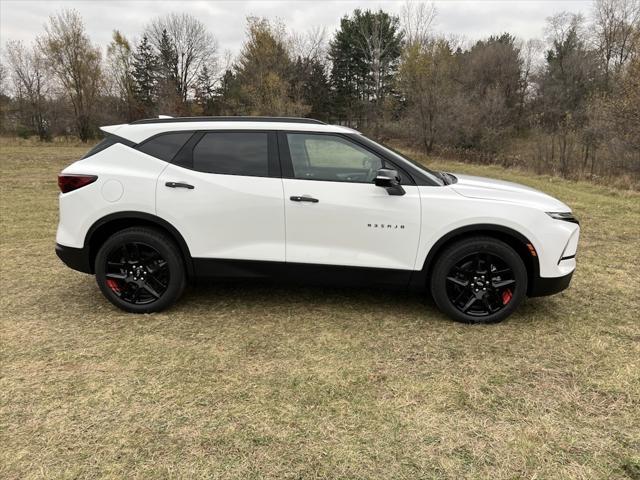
193 132 269 176
286 133 383 183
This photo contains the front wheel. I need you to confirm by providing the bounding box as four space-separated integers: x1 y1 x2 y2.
95 227 186 313
430 236 527 324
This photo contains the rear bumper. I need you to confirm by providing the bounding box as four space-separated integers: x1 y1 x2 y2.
56 243 92 274
528 271 573 297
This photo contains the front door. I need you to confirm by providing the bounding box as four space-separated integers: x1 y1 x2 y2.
280 132 421 271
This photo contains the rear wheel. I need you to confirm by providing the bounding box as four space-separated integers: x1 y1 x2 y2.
430 236 527 324
95 227 186 313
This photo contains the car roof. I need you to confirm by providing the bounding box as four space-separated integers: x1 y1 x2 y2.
101 117 360 144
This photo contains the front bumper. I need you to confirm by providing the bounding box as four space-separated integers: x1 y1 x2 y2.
528 270 573 297
56 243 92 274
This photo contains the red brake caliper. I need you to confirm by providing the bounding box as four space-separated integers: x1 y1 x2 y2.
502 289 513 305
106 279 121 293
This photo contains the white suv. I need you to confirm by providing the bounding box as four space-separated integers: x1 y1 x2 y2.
56 117 579 323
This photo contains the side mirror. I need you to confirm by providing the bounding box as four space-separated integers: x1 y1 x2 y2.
374 168 405 196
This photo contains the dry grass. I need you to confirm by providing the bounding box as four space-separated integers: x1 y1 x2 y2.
1 138 639 479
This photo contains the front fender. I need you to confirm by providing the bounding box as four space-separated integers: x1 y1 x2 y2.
416 187 574 279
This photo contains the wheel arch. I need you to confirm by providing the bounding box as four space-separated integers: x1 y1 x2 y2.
85 211 194 277
414 224 540 296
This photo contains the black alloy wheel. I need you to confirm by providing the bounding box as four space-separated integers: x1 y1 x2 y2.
104 242 170 305
95 227 186 313
445 252 516 317
430 236 527 324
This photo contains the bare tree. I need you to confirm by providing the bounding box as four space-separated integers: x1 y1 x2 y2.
106 30 136 121
398 38 454 153
146 13 218 103
289 26 328 62
401 1 437 47
6 40 51 140
38 10 102 141
593 0 640 85
518 38 544 118
0 61 7 98
545 11 586 46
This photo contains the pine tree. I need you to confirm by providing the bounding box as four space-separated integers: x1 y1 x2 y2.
155 29 181 114
213 69 240 115
304 59 332 121
194 65 216 114
131 35 157 116
329 9 403 126
157 29 178 92
329 16 363 124
291 57 332 121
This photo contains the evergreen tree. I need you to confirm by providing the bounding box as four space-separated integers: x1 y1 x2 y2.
291 57 331 121
212 69 240 115
194 65 216 114
131 35 157 115
157 29 178 90
329 15 365 124
235 18 308 115
155 28 181 114
329 9 403 126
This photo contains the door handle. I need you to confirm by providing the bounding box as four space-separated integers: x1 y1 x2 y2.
290 195 319 203
165 181 194 189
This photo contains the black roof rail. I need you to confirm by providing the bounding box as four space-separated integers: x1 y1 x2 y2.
130 116 326 125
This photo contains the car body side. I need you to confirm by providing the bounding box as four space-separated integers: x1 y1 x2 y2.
56 121 579 296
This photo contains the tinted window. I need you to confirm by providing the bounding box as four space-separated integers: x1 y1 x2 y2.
193 132 269 176
82 136 119 159
138 132 193 162
286 133 383 183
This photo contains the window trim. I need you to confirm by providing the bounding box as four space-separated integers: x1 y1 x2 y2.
82 134 136 159
277 131 415 186
170 129 280 179
135 131 197 163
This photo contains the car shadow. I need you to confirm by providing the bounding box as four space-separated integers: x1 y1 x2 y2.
182 279 436 314
177 279 556 327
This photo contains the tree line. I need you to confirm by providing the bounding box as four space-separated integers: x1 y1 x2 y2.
0 1 638 186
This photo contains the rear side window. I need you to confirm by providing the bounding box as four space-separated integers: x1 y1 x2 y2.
193 132 268 176
82 136 120 159
137 132 193 162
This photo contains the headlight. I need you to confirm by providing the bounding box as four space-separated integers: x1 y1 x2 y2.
546 212 579 225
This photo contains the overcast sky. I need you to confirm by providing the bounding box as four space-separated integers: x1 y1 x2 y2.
1 0 592 57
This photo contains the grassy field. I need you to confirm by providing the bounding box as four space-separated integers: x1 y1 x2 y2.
1 137 639 479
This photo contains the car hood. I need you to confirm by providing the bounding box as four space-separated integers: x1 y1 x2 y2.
450 173 570 211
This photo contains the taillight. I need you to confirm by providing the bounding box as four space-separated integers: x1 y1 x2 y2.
58 174 98 193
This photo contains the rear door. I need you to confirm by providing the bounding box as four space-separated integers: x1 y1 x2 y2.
280 132 422 271
156 130 285 262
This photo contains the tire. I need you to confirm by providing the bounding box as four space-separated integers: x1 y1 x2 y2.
95 227 186 313
430 236 527 324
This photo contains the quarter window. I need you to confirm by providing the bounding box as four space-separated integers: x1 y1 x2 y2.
137 132 193 162
82 136 119 159
286 133 383 183
193 132 269 176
